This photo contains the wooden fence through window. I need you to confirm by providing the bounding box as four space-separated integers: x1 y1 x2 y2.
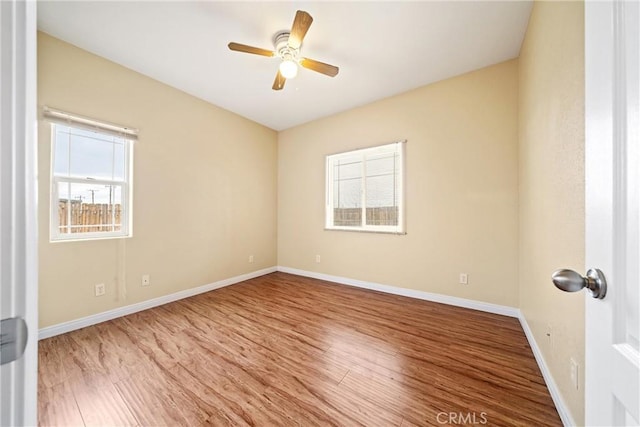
58 200 121 233
333 206 398 227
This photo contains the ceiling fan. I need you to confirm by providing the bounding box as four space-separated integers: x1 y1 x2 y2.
228 10 339 91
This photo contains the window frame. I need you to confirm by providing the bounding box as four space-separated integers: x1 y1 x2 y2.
49 123 134 242
325 140 406 234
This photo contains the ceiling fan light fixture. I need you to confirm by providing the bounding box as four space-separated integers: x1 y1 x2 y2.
228 10 339 90
279 59 298 79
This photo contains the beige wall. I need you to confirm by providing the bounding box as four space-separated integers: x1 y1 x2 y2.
278 60 519 307
40 8 586 419
38 33 278 327
518 1 585 424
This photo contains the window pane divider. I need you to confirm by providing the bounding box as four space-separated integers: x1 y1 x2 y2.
52 176 125 186
361 154 366 227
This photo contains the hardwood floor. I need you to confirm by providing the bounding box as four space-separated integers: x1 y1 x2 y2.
38 272 561 426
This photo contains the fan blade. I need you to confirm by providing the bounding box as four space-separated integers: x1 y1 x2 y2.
288 10 313 49
272 70 286 90
228 42 275 57
300 58 339 77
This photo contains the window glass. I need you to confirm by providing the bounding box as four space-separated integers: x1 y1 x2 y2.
326 141 405 233
50 122 132 241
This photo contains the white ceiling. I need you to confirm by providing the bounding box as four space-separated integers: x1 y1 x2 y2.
37 1 533 131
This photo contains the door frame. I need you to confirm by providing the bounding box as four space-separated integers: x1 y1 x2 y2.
0 0 38 425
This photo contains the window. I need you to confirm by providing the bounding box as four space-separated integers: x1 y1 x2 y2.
47 108 136 241
326 141 405 234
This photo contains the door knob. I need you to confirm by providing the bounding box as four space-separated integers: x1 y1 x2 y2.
551 268 607 299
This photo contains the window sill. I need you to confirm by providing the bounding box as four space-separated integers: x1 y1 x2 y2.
324 227 406 235
50 233 132 243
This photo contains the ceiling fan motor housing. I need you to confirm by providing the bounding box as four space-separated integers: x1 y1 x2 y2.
273 31 298 61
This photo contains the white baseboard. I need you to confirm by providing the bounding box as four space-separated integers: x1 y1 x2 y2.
518 313 575 427
276 266 519 318
38 266 277 340
39 264 573 426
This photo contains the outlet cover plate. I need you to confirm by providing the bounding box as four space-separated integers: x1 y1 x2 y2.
95 283 105 296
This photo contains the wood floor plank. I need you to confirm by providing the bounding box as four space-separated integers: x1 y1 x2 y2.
115 362 211 426
175 299 350 385
38 336 69 389
112 314 199 372
38 272 561 426
65 323 144 383
53 334 105 382
69 372 138 427
174 355 297 426
257 365 403 426
338 370 447 425
37 380 84 427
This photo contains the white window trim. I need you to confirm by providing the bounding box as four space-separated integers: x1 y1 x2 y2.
325 140 406 235
48 119 135 242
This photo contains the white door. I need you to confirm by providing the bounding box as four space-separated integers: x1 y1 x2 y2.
0 0 38 425
585 0 640 425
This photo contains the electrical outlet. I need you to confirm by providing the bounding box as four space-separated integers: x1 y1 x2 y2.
459 273 468 285
249 255 254 263
142 274 150 287
570 358 579 390
315 255 321 263
95 283 105 297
